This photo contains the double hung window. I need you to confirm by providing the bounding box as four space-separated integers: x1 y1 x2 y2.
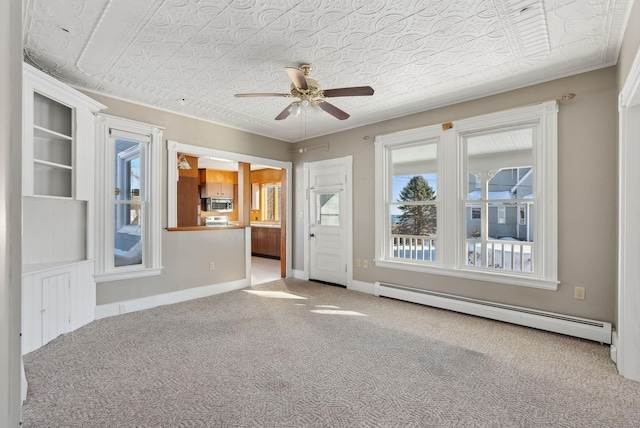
95 115 163 282
375 102 558 289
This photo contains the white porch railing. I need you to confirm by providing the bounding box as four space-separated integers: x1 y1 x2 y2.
391 234 436 262
467 239 533 272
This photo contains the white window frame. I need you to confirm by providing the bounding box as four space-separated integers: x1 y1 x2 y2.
375 101 558 290
94 114 163 282
381 135 442 266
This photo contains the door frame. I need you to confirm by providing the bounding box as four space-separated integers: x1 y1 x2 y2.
303 156 353 286
617 46 640 381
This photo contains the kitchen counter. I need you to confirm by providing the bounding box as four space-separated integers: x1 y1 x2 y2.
250 222 281 228
166 225 246 232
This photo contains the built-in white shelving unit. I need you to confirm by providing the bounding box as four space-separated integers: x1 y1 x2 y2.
21 63 106 356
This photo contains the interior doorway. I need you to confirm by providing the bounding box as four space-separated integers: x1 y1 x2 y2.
250 256 281 285
250 166 287 285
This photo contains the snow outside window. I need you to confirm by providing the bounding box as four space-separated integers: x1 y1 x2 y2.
375 101 558 290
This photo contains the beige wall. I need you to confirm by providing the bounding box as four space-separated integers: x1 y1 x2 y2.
84 93 293 305
1 0 22 425
292 67 618 323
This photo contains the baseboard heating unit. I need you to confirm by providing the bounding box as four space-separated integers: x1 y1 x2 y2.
374 282 612 344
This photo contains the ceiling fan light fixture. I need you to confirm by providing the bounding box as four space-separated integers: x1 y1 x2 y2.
236 64 374 121
290 103 302 117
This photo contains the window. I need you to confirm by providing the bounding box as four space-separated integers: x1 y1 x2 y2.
95 115 163 281
262 183 281 222
386 139 439 263
316 192 340 226
375 101 558 289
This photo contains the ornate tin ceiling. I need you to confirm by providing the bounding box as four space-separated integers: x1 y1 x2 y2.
23 0 633 142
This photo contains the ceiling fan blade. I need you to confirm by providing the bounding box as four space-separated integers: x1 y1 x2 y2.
318 101 350 120
234 93 290 97
322 86 374 97
285 67 308 90
275 103 296 120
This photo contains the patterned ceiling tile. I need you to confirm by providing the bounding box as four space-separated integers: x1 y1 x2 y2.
22 0 635 142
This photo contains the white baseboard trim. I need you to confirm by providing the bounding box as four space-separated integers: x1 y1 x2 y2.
95 278 250 320
293 269 307 280
611 330 618 364
348 279 375 295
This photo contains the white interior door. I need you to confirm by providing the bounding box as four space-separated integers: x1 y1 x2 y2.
308 160 349 286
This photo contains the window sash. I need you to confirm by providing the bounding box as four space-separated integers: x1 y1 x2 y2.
94 114 163 282
374 101 558 290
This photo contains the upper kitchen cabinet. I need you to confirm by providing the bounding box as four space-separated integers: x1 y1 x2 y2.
199 169 236 198
22 63 106 200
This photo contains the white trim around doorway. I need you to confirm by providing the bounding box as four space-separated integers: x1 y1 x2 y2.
617 46 640 382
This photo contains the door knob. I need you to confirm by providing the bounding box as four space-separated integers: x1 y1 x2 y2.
310 233 315 237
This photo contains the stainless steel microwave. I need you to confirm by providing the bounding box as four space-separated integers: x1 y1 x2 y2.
202 197 233 212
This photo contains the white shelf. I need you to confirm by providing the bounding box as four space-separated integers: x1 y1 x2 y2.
34 159 73 170
33 124 72 141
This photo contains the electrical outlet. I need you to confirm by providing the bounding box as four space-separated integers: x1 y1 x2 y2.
574 286 586 300
356 259 361 267
209 262 216 271
363 259 369 269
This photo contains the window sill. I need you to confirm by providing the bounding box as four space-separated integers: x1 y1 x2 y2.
118 225 141 235
374 259 559 291
94 267 163 283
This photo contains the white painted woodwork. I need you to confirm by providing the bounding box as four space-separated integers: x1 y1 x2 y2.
22 198 86 266
375 282 611 344
22 63 105 199
20 65 102 357
374 102 558 290
617 47 640 382
306 157 353 287
22 260 96 355
93 114 164 282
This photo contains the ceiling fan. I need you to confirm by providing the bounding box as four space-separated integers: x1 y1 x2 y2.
234 64 374 121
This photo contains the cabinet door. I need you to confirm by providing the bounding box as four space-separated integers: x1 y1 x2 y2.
201 182 219 198
41 272 70 346
251 227 258 253
220 183 234 197
266 228 277 257
257 228 269 255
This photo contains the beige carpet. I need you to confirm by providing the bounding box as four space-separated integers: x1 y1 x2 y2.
22 279 640 427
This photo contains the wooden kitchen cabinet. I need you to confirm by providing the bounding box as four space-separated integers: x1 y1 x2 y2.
201 182 234 198
251 226 281 259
